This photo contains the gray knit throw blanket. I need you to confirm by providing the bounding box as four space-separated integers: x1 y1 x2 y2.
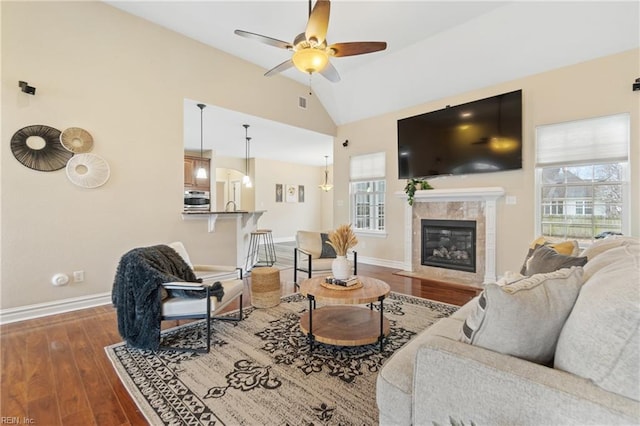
111 244 223 351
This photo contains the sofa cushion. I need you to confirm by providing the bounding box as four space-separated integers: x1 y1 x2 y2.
555 242 640 401
524 244 587 276
520 236 580 274
579 235 638 260
460 267 584 364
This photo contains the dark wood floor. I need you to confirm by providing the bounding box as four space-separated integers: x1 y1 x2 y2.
0 264 480 425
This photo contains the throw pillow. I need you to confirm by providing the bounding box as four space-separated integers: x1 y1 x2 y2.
319 232 337 258
524 244 587 276
460 266 584 364
519 236 580 274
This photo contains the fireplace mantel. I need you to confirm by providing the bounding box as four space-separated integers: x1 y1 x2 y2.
396 187 505 285
404 187 506 203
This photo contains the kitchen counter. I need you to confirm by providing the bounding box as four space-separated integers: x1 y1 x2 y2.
181 210 267 273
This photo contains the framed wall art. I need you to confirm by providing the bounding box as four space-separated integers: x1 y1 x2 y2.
285 184 297 203
275 184 283 203
298 185 305 203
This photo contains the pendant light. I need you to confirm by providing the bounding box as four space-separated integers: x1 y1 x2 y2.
318 155 333 192
195 103 208 179
242 124 252 188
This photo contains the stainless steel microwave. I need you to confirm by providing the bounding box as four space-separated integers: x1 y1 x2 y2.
184 190 210 211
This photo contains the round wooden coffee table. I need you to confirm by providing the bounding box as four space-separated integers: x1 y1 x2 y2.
298 276 391 350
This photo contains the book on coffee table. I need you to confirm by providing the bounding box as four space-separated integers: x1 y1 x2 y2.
325 276 359 287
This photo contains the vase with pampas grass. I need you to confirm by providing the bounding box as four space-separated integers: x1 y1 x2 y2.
326 224 358 280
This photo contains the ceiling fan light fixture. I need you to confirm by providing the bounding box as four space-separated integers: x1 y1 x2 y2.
292 48 329 74
235 0 387 81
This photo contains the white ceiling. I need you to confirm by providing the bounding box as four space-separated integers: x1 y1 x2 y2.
106 1 639 166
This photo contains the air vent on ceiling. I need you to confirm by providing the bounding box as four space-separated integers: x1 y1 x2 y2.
298 96 307 109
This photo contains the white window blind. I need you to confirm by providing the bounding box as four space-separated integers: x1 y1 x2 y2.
350 152 385 181
536 113 629 166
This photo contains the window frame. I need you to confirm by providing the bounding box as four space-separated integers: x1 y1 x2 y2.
349 152 387 235
350 179 386 233
535 162 629 244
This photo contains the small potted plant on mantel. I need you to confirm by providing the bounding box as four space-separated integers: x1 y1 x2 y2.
404 178 433 206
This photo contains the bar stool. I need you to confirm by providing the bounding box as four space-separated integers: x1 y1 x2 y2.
245 229 277 271
257 229 277 266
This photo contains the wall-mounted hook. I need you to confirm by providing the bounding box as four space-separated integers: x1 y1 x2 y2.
19 81 36 95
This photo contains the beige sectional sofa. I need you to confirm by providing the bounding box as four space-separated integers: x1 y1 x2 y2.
377 236 640 425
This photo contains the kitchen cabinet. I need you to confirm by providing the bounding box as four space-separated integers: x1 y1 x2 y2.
184 156 210 191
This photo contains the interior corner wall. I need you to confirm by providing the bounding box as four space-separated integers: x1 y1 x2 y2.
253 158 328 240
333 49 640 275
0 1 336 310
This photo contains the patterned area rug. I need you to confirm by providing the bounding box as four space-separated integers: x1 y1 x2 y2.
105 292 458 425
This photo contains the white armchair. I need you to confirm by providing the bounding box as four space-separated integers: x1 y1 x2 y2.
293 231 357 286
161 242 244 353
168 241 242 283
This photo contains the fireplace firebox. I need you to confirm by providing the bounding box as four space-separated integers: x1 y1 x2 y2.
421 219 476 273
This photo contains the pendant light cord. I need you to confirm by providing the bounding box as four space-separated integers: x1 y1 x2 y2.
197 103 206 160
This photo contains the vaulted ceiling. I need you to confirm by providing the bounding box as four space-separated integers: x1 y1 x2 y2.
106 1 639 165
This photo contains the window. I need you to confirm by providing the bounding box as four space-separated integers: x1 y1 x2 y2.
535 113 629 245
574 200 593 216
350 152 386 232
543 200 564 216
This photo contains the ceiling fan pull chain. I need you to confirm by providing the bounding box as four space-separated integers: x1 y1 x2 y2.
308 73 313 96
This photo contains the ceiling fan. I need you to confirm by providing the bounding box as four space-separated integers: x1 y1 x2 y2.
234 0 387 83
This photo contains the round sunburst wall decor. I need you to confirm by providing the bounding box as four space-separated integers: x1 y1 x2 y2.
60 127 93 153
10 125 73 171
65 153 110 188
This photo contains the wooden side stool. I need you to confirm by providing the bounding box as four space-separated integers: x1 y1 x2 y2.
250 267 281 308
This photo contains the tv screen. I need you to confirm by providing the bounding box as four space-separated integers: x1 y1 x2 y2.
398 90 522 179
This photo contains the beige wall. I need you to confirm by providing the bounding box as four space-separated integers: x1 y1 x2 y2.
333 49 639 274
215 157 332 239
254 159 332 240
1 1 336 310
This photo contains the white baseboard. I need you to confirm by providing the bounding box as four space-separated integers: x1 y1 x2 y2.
0 292 112 325
357 255 406 270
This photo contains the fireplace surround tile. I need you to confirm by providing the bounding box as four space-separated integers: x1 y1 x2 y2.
398 187 505 287
413 201 486 285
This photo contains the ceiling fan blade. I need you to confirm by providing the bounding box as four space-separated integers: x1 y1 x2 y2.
319 61 340 83
305 0 330 45
328 41 387 57
264 59 294 77
234 29 293 50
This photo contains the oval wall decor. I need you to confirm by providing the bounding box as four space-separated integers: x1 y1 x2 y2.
10 125 73 172
60 127 94 153
65 153 110 188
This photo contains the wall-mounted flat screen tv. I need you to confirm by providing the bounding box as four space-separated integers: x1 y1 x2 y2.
398 89 522 179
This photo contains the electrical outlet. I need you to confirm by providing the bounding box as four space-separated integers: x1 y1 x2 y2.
506 195 517 205
73 270 84 282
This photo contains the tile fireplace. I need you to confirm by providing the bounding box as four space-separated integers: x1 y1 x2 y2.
397 187 505 285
